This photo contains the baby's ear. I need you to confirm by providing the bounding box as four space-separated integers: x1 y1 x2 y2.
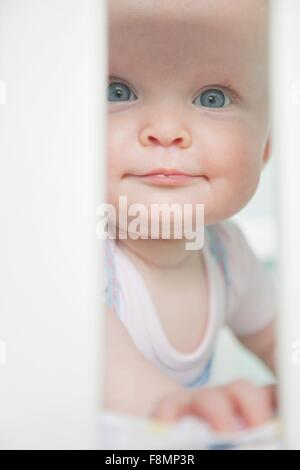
262 136 272 168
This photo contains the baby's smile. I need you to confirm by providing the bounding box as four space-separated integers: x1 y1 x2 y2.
124 167 207 188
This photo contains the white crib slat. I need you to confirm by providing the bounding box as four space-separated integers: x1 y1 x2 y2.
271 0 300 450
0 0 105 449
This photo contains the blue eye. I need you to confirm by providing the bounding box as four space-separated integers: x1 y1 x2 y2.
107 82 136 102
194 89 231 108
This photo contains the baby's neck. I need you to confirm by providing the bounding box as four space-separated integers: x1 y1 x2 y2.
116 237 200 271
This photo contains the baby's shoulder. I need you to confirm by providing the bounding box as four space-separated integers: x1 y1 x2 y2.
206 219 254 266
206 219 247 248
208 221 276 336
205 219 250 284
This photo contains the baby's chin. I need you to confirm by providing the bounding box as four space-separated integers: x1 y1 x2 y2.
113 176 210 205
106 176 256 227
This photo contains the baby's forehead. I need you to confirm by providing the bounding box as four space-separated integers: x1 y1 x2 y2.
109 0 267 25
109 0 267 83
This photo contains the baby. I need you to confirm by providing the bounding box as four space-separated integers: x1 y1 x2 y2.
103 0 277 432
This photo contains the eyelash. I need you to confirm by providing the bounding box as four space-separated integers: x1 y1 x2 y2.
107 78 240 106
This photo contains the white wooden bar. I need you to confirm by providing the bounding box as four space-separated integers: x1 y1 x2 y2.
270 0 300 450
0 0 105 449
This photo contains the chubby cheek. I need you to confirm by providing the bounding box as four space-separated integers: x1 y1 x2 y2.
106 116 128 204
204 124 263 221
106 148 123 209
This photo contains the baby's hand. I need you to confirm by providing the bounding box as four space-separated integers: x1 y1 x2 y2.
151 380 277 433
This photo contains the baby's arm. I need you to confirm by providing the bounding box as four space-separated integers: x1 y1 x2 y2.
102 307 182 416
236 318 276 375
220 220 277 376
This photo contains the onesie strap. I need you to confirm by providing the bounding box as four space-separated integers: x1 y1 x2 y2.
186 356 214 388
185 226 231 389
104 239 120 315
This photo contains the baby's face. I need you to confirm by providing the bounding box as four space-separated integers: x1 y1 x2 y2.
107 0 270 225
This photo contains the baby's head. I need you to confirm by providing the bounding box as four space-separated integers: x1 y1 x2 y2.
107 0 270 227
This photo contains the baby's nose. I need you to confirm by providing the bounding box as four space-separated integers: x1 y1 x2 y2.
139 126 192 149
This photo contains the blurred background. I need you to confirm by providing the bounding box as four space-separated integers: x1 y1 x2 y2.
209 156 277 386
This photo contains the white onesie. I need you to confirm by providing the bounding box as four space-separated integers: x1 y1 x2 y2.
104 220 276 388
